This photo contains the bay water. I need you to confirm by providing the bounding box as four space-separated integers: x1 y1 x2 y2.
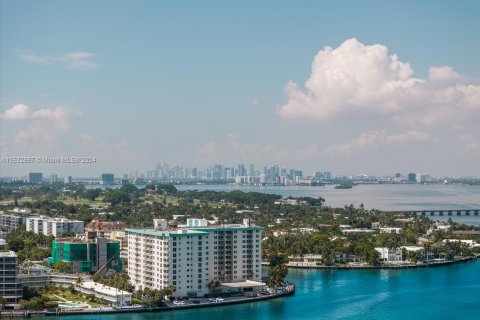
175 184 480 226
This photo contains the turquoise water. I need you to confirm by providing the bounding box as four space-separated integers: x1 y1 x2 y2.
61 260 480 320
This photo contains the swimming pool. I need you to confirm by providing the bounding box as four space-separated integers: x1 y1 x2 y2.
58 301 88 308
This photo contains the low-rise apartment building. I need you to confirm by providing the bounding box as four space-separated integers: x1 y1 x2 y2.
26 216 84 237
0 211 35 231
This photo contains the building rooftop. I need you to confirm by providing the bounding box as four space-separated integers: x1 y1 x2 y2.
125 228 209 237
78 281 131 297
54 237 120 244
188 224 264 231
27 216 83 223
0 250 17 257
86 219 128 230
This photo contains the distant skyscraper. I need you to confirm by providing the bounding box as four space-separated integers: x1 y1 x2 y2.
225 168 232 180
416 173 427 184
290 169 302 177
28 172 43 184
238 164 246 177
49 173 58 183
249 164 255 177
64 176 73 184
324 171 331 180
101 173 115 185
314 171 332 180
407 173 416 183
212 164 223 179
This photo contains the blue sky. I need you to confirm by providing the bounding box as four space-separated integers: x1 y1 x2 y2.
1 0 479 177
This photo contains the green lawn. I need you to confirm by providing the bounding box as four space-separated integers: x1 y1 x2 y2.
0 196 108 207
46 290 107 308
144 194 180 205
58 196 107 207
0 196 35 205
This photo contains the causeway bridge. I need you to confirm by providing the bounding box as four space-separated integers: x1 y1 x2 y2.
409 209 480 217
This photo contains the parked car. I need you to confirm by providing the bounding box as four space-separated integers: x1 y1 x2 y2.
173 300 185 305
215 297 225 302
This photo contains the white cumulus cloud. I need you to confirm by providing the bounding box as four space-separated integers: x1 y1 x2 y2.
1 104 30 120
325 130 432 156
1 104 77 132
278 38 480 125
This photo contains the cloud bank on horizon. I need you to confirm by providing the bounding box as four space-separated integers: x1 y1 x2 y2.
278 38 480 126
15 51 99 70
0 104 78 155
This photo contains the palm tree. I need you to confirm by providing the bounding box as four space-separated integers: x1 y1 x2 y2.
75 276 84 286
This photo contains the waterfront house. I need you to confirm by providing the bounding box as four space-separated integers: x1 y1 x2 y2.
375 247 403 263
334 252 347 263
288 255 323 267
347 255 365 264
75 281 132 307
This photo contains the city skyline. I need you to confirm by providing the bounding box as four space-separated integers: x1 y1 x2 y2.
1 1 480 177
3 161 461 184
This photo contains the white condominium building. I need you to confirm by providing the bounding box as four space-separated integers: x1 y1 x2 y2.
0 240 22 308
26 216 84 237
126 218 263 297
0 211 32 231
